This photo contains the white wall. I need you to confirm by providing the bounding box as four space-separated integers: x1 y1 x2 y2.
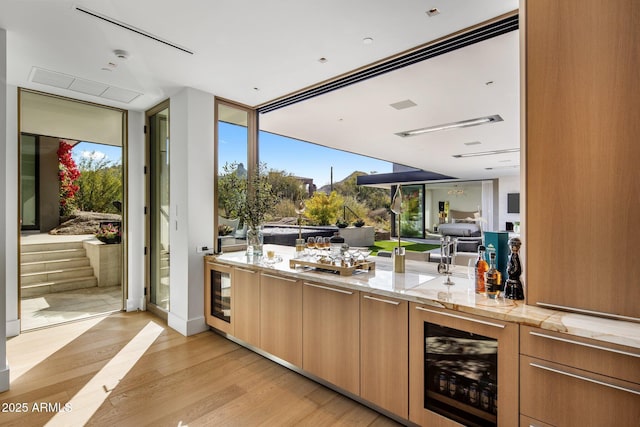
1 27 10 392
126 110 146 312
498 175 521 231
168 87 214 336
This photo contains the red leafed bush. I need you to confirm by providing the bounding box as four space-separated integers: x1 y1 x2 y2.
57 140 81 216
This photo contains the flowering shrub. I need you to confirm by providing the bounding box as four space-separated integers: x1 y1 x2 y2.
95 223 121 243
57 140 81 216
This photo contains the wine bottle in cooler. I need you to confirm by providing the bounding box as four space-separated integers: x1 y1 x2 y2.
475 245 489 294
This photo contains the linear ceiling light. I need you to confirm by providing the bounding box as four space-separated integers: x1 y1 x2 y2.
453 148 519 158
395 114 503 137
74 6 194 55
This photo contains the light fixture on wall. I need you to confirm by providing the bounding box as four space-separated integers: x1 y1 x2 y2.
447 186 465 196
395 114 503 138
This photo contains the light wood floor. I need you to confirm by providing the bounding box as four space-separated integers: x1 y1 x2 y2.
2 311 404 426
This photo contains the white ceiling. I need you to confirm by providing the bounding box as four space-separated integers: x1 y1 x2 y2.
0 0 520 180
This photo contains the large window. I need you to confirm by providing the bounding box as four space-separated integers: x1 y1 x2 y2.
215 101 255 250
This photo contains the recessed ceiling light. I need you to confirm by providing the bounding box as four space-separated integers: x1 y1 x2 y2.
426 8 440 17
318 57 328 63
113 49 129 60
363 37 374 45
464 141 482 146
453 148 519 158
485 81 494 86
396 114 503 137
253 87 260 91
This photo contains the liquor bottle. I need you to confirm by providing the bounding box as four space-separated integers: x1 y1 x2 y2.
485 251 501 299
475 245 489 294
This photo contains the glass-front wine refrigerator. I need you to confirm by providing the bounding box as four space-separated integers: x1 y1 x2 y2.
204 260 234 334
409 303 518 426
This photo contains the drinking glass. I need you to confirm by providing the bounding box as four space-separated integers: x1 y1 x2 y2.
306 237 316 257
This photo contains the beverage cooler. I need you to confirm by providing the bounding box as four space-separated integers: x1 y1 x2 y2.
409 303 518 426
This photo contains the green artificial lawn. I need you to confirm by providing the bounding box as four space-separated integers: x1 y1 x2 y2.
369 240 439 256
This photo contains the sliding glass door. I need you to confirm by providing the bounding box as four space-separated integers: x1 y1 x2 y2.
148 104 170 310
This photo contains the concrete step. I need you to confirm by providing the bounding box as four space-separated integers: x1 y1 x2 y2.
21 241 85 253
21 257 90 274
21 248 87 263
21 276 98 298
21 266 96 285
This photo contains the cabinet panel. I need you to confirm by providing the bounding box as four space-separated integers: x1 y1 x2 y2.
520 325 640 383
260 272 302 367
520 355 640 426
204 260 233 334
233 267 260 347
360 293 408 418
525 0 640 319
303 282 359 395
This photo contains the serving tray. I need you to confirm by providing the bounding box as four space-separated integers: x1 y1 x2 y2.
289 258 375 276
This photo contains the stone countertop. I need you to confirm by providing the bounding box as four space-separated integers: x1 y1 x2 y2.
207 244 640 351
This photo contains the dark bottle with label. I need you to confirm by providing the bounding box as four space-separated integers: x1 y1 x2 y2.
475 245 489 294
485 251 501 299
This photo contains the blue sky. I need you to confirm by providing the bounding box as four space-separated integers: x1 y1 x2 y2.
72 123 392 187
72 141 122 165
220 122 392 187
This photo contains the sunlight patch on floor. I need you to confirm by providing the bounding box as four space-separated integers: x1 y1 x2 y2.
44 321 164 426
8 316 105 381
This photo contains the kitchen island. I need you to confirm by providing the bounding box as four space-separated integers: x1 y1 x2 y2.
204 244 640 426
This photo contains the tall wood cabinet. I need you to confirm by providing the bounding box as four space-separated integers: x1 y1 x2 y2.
302 281 360 395
524 0 640 320
260 272 303 367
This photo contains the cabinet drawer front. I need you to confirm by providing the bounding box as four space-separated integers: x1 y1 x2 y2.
520 355 640 426
520 326 640 383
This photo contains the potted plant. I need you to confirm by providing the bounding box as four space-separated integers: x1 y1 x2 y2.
95 223 121 244
354 218 365 228
219 162 278 256
336 218 349 228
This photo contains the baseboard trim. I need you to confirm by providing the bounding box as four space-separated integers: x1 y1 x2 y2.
167 313 208 336
0 364 10 392
6 318 20 337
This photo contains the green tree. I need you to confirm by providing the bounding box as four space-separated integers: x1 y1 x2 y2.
304 191 344 226
267 169 307 201
74 154 122 213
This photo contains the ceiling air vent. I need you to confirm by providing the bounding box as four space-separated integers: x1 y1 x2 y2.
29 67 142 104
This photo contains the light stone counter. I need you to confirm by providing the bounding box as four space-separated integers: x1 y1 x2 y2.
208 244 640 351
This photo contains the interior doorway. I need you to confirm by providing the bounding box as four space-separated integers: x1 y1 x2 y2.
18 90 127 331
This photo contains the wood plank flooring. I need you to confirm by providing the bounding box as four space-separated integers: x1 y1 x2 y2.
2 311 404 426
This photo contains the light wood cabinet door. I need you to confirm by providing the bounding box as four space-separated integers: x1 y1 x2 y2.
360 293 408 418
520 355 640 426
260 272 302 367
520 325 640 425
203 260 233 335
233 267 260 347
525 0 640 320
302 281 360 395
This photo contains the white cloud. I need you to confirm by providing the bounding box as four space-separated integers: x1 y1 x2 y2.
82 150 107 161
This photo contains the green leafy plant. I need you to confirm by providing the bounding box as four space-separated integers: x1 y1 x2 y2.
354 218 365 227
304 191 344 226
336 218 349 228
219 162 278 228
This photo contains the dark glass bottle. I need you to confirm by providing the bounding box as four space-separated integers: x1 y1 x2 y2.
485 251 501 299
475 245 489 294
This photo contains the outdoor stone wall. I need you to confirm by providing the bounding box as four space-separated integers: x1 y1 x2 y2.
338 226 375 247
84 239 122 287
